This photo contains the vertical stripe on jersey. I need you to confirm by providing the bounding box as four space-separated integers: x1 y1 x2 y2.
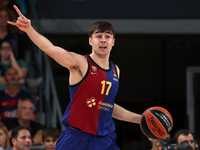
68 67 107 135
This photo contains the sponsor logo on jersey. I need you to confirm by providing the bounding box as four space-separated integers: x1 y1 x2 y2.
1 102 8 106
91 72 97 75
97 101 113 111
86 97 96 108
1 110 17 118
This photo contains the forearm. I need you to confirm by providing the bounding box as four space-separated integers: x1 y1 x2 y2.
26 26 55 56
112 103 141 124
32 130 43 145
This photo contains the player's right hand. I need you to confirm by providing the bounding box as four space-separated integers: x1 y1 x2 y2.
7 5 31 32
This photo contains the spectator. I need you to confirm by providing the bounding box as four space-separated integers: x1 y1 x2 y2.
0 124 10 149
42 127 61 150
0 0 21 20
173 129 196 150
0 67 33 123
5 99 43 145
0 40 28 91
4 125 32 150
0 8 21 57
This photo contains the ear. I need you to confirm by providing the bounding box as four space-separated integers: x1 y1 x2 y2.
112 38 115 47
89 37 92 46
12 138 16 146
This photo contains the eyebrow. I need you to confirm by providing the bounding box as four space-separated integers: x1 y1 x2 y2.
95 31 112 35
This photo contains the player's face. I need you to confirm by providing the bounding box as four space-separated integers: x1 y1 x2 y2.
43 136 58 150
18 101 34 121
0 128 7 148
177 134 195 150
89 30 115 57
12 129 32 150
4 68 19 86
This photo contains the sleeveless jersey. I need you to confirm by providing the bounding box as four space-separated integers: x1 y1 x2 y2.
61 55 119 136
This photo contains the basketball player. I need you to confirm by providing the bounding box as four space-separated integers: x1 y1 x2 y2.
8 5 142 150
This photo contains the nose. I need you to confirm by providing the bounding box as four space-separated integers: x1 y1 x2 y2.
25 137 32 143
50 141 53 145
101 36 106 43
189 142 194 149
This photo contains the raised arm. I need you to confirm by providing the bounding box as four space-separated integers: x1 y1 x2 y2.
10 50 27 78
7 5 83 70
112 103 141 124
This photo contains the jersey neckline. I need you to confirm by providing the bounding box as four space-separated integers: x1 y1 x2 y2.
87 55 111 72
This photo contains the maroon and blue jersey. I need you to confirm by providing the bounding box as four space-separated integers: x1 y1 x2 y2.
0 89 33 123
61 55 119 136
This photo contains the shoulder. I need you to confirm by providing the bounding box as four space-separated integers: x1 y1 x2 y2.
114 64 120 79
18 90 33 98
0 90 6 98
19 90 31 96
69 53 88 74
5 118 19 129
4 148 13 150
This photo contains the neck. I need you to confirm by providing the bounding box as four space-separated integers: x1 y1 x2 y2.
18 118 30 126
6 86 19 97
90 53 110 69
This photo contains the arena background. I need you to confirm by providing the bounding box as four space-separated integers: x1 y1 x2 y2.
28 1 200 149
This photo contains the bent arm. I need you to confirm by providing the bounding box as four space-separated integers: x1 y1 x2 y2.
10 52 27 78
112 103 141 124
32 130 43 145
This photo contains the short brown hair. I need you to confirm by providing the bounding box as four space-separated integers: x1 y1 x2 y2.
42 127 61 141
89 21 116 37
173 129 193 143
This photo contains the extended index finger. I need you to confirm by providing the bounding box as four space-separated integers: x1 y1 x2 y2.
13 5 25 19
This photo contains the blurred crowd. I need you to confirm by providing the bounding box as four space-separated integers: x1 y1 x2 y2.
0 1 61 150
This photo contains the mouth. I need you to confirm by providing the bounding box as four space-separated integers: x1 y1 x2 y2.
99 45 107 50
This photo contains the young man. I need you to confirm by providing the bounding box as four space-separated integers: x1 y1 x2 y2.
5 99 44 145
8 5 142 150
42 127 61 150
4 126 32 150
173 129 196 150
